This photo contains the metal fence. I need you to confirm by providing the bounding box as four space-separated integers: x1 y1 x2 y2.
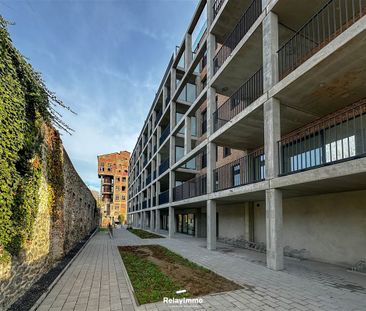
213 0 225 19
159 125 170 145
159 190 169 205
278 99 366 175
213 67 263 131
173 174 207 201
159 158 169 175
213 148 265 191
278 0 366 79
213 0 262 73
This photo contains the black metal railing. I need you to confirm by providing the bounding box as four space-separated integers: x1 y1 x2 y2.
278 0 366 80
142 200 147 209
213 0 225 19
159 190 169 205
213 67 263 131
152 196 156 207
159 158 170 175
155 110 163 126
143 157 147 167
213 0 262 73
152 170 156 180
214 148 265 191
173 174 207 201
160 125 170 145
278 99 366 175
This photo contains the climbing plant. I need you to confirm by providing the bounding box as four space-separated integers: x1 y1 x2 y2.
0 16 71 260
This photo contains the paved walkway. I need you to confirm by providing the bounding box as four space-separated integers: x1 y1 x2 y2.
36 228 366 311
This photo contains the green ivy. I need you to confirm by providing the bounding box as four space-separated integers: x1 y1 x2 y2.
0 16 67 260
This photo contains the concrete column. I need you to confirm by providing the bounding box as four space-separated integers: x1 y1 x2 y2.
185 33 192 70
157 126 161 148
156 181 161 205
170 135 176 166
170 102 177 130
264 98 281 179
266 189 283 270
169 170 175 203
170 68 176 98
150 211 154 230
184 116 192 154
168 206 175 238
244 202 254 241
207 200 217 250
263 11 279 92
206 142 217 194
207 0 214 26
155 209 160 232
152 111 157 129
163 86 168 109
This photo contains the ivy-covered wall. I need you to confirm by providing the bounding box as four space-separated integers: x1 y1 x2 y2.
0 17 99 309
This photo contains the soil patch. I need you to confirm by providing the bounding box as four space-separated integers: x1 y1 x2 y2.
119 245 249 305
127 228 164 239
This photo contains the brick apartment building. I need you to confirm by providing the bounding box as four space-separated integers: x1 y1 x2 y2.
98 151 130 226
127 0 366 271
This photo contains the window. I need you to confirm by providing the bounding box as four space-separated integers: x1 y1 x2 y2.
122 186 126 191
232 164 241 186
201 109 207 135
116 177 120 182
122 195 126 201
223 147 231 158
115 195 120 201
115 186 120 191
122 177 126 182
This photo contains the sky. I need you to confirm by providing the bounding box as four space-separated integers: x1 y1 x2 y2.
1 0 198 191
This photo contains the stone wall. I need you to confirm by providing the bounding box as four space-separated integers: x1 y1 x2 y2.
0 143 98 310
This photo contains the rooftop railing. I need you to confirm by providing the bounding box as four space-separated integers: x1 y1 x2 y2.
173 174 207 201
278 0 366 79
213 67 263 131
278 98 366 175
213 148 265 191
213 0 262 74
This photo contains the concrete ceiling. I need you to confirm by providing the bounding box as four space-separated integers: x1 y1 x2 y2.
274 28 366 125
212 25 263 97
211 0 253 43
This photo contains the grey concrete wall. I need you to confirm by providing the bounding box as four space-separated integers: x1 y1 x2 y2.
253 190 366 266
217 204 246 239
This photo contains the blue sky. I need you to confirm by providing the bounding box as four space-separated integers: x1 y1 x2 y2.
1 0 197 191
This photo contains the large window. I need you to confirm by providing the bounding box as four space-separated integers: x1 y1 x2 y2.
281 114 365 174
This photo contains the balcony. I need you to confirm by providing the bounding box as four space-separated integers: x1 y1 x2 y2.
278 0 366 80
152 196 156 207
160 125 170 145
159 190 169 205
159 159 170 175
214 148 265 192
278 99 366 176
213 67 263 131
213 0 262 74
145 174 151 185
213 0 225 20
173 174 207 202
155 110 163 126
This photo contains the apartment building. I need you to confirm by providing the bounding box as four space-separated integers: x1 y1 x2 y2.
127 0 366 271
97 151 130 226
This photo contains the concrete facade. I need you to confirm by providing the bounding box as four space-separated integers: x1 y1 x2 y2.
128 0 366 271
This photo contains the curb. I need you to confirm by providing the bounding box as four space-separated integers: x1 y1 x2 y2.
30 228 98 311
